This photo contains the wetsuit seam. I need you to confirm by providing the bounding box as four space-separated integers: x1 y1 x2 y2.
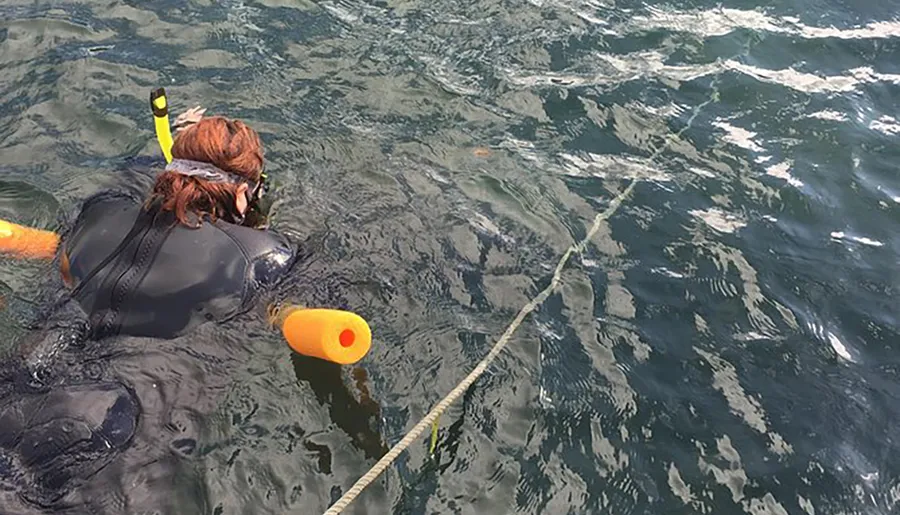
70 206 153 303
109 220 175 336
99 223 155 336
97 207 166 337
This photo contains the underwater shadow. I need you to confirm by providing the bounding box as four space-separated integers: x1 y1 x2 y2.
291 353 387 460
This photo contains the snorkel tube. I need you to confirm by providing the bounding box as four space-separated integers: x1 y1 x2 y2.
150 88 174 163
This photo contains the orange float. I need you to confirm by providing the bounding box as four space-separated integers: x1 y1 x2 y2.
275 305 372 365
0 218 59 260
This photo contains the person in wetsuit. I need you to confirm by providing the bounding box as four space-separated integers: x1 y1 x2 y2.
62 114 295 340
0 112 297 513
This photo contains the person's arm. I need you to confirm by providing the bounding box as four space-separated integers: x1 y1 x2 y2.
16 292 90 374
0 188 142 263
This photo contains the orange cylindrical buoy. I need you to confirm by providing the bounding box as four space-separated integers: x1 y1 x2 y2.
0 219 59 260
279 307 372 365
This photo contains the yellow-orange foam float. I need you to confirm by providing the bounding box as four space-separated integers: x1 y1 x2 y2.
0 219 59 260
274 305 372 365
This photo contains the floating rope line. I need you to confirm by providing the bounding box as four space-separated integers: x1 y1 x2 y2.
322 80 720 515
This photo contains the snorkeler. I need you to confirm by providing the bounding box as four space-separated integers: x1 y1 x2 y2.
0 106 298 512
0 95 369 362
61 106 294 338
0 95 384 514
60 109 295 340
0 103 297 346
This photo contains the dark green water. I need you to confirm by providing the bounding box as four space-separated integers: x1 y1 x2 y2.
1 0 899 514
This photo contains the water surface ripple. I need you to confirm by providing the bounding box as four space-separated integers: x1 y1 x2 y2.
0 0 898 513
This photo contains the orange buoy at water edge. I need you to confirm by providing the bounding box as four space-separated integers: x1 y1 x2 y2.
0 218 59 260
278 307 372 365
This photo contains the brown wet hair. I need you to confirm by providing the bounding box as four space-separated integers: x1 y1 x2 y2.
148 116 264 226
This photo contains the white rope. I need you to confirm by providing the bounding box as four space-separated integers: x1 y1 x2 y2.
321 181 635 514
322 83 719 515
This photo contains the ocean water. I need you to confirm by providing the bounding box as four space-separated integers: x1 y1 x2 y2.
0 0 899 513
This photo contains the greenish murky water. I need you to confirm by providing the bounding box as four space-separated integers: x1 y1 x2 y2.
1 0 899 513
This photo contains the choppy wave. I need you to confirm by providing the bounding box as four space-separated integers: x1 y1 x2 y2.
628 7 900 41
0 0 898 514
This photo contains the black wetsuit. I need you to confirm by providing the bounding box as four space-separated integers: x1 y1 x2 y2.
0 191 296 513
65 191 295 339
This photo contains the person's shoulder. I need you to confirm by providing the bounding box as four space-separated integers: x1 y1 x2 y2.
259 229 294 255
79 190 140 215
213 222 295 268
61 190 140 237
238 227 296 287
248 228 296 272
205 222 297 303
214 221 291 253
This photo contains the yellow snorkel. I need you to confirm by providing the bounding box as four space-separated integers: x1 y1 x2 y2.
150 88 174 163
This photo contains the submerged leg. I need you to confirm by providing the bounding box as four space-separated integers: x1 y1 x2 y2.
0 381 139 507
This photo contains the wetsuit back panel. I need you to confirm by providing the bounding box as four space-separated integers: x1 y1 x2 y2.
63 193 294 339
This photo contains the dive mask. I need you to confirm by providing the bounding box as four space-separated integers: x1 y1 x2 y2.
165 159 272 227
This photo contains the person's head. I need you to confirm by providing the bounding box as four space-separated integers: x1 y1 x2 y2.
149 116 265 226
